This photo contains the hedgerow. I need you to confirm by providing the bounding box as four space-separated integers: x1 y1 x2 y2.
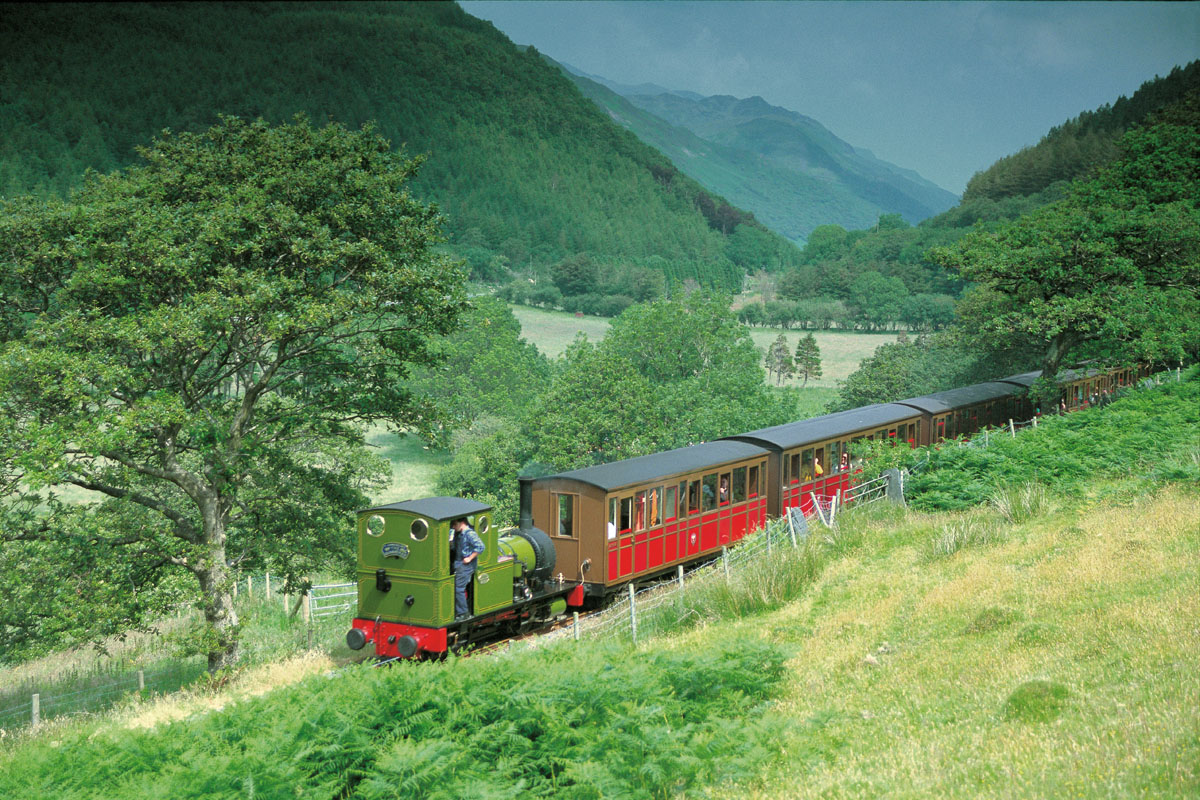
0 639 792 799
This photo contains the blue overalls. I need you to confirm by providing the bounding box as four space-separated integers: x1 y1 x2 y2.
454 526 485 618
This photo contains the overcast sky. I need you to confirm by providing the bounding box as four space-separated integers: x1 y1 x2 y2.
460 1 1199 195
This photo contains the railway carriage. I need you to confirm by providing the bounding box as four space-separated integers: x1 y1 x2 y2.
726 403 923 518
895 381 1032 443
528 441 771 602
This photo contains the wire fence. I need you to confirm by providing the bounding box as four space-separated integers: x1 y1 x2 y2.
0 572 328 734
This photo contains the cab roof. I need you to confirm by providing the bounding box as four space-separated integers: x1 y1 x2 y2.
360 497 492 521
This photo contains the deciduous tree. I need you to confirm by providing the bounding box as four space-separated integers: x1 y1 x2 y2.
0 117 465 670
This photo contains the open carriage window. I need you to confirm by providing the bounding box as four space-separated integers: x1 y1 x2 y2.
732 466 747 503
688 479 701 515
702 473 718 512
801 449 814 482
649 486 662 527
665 485 677 523
748 464 759 498
620 496 632 534
608 498 618 540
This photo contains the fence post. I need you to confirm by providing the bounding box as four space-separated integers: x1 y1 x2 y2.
1032 417 1038 428
247 575 253 600
767 526 773 555
1009 419 1016 437
232 575 238 600
302 589 312 624
628 584 638 645
573 611 580 642
265 572 271 598
138 670 145 693
283 591 289 615
676 565 684 585
31 693 39 728
722 546 730 579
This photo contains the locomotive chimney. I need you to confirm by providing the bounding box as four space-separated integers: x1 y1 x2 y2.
518 476 534 531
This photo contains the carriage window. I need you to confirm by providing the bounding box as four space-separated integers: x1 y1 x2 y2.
829 441 842 473
814 446 825 477
718 472 731 505
688 479 701 515
789 453 800 484
555 494 575 538
634 491 646 532
620 496 632 534
732 466 747 502
679 481 688 517
665 485 677 523
608 498 618 540
649 486 662 527
896 424 906 443
801 449 814 482
702 473 718 512
915 419 921 444
747 465 759 498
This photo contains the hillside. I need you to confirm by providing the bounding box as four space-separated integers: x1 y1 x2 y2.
559 63 958 242
0 2 800 289
963 60 1200 203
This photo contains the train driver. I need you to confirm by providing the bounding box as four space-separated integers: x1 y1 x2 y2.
451 517 485 620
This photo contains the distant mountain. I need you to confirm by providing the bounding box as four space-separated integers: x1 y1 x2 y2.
0 2 800 289
557 63 958 242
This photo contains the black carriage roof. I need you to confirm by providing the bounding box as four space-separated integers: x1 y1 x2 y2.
360 497 492 521
1058 367 1103 382
999 371 1041 387
724 403 919 451
536 440 768 492
896 381 1024 414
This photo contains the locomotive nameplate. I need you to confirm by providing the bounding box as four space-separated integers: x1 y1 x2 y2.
382 542 409 559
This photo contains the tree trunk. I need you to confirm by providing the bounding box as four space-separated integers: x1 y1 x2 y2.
1038 331 1076 409
195 497 240 672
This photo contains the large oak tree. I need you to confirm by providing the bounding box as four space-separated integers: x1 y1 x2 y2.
0 117 465 669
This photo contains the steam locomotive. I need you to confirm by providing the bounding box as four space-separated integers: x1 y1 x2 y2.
346 362 1149 659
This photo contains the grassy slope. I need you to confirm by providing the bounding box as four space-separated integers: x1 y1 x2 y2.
709 487 1199 798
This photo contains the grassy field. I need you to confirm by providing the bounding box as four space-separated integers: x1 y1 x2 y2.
695 486 1200 798
364 423 450 504
509 302 895 389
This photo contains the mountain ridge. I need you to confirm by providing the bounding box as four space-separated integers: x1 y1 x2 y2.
556 61 957 242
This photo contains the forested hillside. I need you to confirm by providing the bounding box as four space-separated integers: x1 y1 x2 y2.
560 63 958 242
0 2 798 289
963 61 1200 202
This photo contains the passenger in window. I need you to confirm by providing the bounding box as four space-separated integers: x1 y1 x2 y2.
718 477 729 504
839 452 850 472
814 455 824 477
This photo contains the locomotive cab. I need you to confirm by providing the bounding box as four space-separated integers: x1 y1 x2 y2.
346 497 505 658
